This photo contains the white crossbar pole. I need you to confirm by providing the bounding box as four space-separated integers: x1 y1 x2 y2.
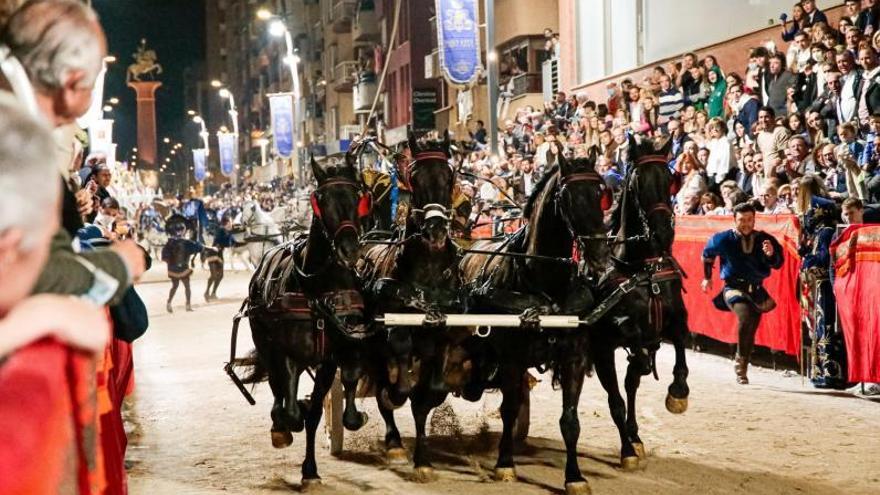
378 314 582 328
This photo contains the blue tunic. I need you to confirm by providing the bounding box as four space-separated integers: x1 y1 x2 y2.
161 238 203 275
703 229 784 311
702 229 784 285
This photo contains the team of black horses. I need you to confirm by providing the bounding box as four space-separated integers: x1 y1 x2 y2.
229 130 690 494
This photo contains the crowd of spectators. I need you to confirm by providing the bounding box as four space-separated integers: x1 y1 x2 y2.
458 0 880 227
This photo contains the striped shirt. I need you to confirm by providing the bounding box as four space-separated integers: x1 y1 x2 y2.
658 88 684 122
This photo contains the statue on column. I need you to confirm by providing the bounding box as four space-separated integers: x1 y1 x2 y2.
127 38 163 83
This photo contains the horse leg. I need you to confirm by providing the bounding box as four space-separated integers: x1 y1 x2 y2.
593 345 639 471
377 386 408 464
301 364 336 488
283 356 306 432
666 316 690 414
624 360 646 461
340 360 368 431
559 355 590 494
267 352 293 448
494 365 523 482
410 374 446 482
167 278 179 313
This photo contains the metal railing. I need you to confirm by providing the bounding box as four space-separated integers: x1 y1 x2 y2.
332 60 359 89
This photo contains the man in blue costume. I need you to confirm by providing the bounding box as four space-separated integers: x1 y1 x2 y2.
180 191 209 244
702 203 784 384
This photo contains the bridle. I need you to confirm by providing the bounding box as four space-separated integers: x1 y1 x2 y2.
557 169 613 246
310 177 372 251
618 155 675 249
406 150 455 225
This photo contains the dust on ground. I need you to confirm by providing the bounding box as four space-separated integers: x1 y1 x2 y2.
126 267 880 495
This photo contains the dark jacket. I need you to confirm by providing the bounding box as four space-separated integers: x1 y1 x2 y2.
863 71 880 118
737 97 761 138
794 71 819 113
810 90 841 139
763 70 797 116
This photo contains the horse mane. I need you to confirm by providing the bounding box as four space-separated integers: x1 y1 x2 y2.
523 164 559 219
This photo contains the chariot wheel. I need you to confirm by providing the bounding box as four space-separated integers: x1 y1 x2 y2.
325 373 344 456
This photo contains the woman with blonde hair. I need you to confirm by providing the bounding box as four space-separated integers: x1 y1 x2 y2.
794 174 830 215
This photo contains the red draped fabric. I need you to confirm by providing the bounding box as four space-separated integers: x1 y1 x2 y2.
831 225 880 383
672 214 803 356
0 338 102 495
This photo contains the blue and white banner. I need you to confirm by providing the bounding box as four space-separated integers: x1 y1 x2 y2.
88 119 114 156
435 0 481 87
193 148 207 182
268 93 295 158
217 132 236 177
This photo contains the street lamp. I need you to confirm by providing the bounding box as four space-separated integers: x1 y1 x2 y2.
187 109 196 116
210 80 223 88
108 97 119 105
218 88 239 136
256 7 273 21
102 105 113 113
163 137 171 144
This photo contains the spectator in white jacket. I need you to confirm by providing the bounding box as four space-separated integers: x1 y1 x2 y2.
705 117 737 191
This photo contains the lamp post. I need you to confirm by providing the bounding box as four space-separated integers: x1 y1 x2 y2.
218 87 239 136
258 10 303 181
192 115 210 156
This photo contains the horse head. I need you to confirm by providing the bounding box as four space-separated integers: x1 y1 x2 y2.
406 128 454 250
623 133 677 256
555 148 611 276
309 154 371 268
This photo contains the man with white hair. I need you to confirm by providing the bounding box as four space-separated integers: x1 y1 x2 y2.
0 98 110 494
0 0 145 305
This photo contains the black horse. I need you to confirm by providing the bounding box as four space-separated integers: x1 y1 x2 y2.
240 154 373 488
459 150 610 494
359 130 467 479
588 135 690 472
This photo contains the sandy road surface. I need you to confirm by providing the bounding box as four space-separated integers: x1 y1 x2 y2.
126 267 880 495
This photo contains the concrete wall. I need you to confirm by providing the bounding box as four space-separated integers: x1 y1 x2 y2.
559 0 842 96
563 2 845 102
495 0 560 47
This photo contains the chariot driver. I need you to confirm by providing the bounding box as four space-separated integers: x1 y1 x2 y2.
701 202 784 385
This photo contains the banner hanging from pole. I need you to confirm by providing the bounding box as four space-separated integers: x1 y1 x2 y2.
434 0 481 87
193 148 207 182
218 132 236 177
268 93 295 159
88 119 114 156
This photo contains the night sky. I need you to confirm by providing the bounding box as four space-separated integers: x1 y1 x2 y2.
93 0 205 161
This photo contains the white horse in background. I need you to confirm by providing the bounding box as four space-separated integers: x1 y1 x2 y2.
236 200 282 269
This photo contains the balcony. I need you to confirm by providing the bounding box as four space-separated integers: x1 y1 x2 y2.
330 0 357 34
352 6 380 42
542 58 559 101
331 61 358 92
424 50 440 79
508 73 542 98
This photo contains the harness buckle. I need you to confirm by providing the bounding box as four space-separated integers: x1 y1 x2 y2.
620 279 635 294
316 318 325 331
651 282 661 295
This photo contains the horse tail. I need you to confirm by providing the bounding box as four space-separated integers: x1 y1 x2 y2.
236 349 268 384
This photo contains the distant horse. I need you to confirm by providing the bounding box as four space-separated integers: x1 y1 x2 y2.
239 199 282 265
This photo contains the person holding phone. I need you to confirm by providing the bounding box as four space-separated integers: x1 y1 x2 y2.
701 203 784 385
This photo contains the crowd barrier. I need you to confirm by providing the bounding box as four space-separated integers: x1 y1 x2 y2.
672 214 803 356
832 226 880 383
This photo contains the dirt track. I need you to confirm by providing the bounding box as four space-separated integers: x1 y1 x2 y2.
126 268 880 495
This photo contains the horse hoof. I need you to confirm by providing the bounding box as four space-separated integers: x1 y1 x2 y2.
271 431 293 449
413 466 437 483
343 412 368 431
632 442 646 459
665 394 688 414
386 447 408 465
301 478 322 491
620 456 640 472
565 481 592 495
494 467 517 482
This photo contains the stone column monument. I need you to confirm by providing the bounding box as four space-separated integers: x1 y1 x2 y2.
126 39 163 189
